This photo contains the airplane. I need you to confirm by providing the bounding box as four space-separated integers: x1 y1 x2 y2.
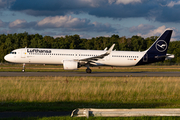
4 30 174 73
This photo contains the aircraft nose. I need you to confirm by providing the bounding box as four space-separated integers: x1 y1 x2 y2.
4 54 10 62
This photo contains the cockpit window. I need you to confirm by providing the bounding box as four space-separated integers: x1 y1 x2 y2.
10 52 16 54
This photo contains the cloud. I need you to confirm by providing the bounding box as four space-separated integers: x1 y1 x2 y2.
78 0 103 7
0 0 15 9
167 1 180 7
5 16 116 34
108 0 141 5
136 25 180 41
37 16 116 33
152 6 180 23
9 19 36 29
129 24 155 34
0 19 8 27
9 19 26 28
91 22 116 32
37 16 90 28
0 29 17 34
0 0 6 9
137 25 175 38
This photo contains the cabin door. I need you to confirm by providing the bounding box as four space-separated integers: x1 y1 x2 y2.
21 49 26 58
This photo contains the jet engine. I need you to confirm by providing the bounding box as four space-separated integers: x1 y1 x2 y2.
63 60 79 70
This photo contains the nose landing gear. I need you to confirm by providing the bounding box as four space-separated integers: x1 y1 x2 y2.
22 63 25 72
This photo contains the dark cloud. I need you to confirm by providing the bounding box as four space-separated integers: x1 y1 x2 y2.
0 0 15 9
10 0 147 18
11 0 92 11
152 6 180 23
10 0 99 16
89 2 154 18
8 0 180 23
89 0 180 23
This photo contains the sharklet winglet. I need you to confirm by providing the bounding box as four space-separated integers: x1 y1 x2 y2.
106 44 115 54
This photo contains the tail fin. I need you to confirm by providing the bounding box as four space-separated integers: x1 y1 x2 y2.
136 30 173 65
146 30 172 55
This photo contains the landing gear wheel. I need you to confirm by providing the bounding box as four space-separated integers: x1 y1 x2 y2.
22 63 25 72
86 68 92 73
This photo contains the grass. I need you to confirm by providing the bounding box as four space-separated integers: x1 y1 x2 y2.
1 77 180 112
1 76 180 102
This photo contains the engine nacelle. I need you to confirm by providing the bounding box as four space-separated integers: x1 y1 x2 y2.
63 60 78 70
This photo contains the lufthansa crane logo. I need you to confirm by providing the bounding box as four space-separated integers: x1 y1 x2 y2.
155 40 167 52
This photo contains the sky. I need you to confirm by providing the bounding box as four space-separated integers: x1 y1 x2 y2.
0 0 180 41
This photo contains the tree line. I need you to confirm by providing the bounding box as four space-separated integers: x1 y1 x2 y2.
1 32 180 64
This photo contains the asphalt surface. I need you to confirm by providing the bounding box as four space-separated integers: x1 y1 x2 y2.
0 71 180 77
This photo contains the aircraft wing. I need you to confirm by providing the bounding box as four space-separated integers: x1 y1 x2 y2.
75 44 115 62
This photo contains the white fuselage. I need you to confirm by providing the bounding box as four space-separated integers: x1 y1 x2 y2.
4 48 146 67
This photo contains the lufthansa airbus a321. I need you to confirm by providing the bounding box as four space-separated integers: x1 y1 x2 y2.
4 30 174 73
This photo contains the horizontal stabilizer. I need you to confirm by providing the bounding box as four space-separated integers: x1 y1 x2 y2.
155 54 174 59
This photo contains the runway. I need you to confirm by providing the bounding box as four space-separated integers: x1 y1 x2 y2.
0 71 180 77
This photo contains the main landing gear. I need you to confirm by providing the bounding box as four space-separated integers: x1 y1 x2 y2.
22 63 25 72
86 68 92 73
86 64 92 73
